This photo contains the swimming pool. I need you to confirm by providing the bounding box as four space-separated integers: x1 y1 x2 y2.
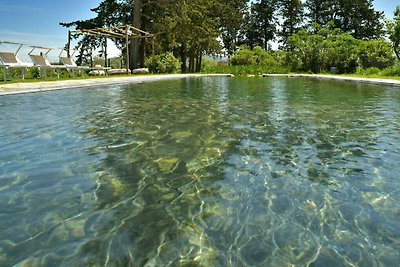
1 77 399 266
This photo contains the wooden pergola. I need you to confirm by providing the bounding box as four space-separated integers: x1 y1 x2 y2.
68 25 154 74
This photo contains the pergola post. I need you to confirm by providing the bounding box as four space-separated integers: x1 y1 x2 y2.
125 26 130 75
68 24 153 75
104 37 108 67
67 30 71 57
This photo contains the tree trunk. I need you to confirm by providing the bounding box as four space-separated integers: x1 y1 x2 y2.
394 46 400 61
139 38 146 67
189 56 195 73
130 0 142 70
195 54 202 72
180 44 187 73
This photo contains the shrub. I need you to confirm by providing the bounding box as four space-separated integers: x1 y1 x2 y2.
230 46 281 67
381 65 400 76
145 53 180 73
230 47 257 65
201 58 218 73
355 67 381 76
358 39 395 69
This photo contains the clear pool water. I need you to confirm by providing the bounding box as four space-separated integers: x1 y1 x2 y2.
0 77 399 266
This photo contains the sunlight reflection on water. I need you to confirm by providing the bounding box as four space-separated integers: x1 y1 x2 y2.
0 77 399 266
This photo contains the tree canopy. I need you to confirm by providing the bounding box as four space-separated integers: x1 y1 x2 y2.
60 0 393 72
388 6 400 61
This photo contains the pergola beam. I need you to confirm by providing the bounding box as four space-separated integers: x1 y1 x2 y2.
68 24 154 74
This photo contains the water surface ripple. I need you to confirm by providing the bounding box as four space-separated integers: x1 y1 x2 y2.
0 78 399 266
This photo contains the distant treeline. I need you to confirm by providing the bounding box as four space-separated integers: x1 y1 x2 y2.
61 0 400 73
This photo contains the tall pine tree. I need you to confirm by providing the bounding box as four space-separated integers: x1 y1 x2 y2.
244 0 278 50
388 6 400 61
279 0 304 48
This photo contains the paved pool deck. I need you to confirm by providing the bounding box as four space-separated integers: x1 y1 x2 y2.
1 73 399 96
0 74 204 96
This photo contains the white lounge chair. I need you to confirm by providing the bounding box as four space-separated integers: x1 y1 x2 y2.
59 49 111 76
28 46 66 79
59 49 89 77
0 41 33 81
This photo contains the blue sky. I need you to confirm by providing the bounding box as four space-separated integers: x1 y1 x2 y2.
0 0 398 59
0 0 102 47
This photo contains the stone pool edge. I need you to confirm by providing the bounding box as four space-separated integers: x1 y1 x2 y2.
1 73 399 96
0 74 234 96
263 74 400 87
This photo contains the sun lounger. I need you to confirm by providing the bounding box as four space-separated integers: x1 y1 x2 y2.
59 49 111 76
58 49 90 77
59 56 90 77
0 41 33 81
88 65 111 76
28 46 66 79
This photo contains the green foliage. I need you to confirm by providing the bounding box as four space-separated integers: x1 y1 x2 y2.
304 0 332 26
218 0 248 55
288 25 394 74
201 64 289 76
355 67 381 76
242 0 278 50
388 6 400 61
230 47 257 65
28 68 40 79
201 58 218 71
145 53 180 74
381 65 400 76
358 39 395 69
287 28 324 72
230 46 281 66
61 0 388 73
323 33 360 74
279 0 304 47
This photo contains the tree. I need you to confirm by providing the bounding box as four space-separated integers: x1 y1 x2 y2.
279 0 304 48
149 0 222 72
218 0 248 56
60 0 132 66
288 23 394 73
61 0 232 72
388 6 400 61
304 0 334 27
242 0 278 50
358 39 395 69
329 0 384 39
303 0 384 39
131 0 143 69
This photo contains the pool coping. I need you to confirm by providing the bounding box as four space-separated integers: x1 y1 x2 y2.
0 74 233 96
1 73 399 96
263 74 400 87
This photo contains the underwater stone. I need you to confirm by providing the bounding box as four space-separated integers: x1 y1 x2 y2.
171 131 192 139
308 248 347 267
155 158 179 172
40 253 62 266
65 219 86 238
14 257 40 267
0 254 7 267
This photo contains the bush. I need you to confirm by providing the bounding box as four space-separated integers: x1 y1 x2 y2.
230 47 257 65
230 46 280 67
200 64 289 75
381 65 400 76
145 53 180 73
358 39 395 69
201 58 218 73
355 67 381 76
